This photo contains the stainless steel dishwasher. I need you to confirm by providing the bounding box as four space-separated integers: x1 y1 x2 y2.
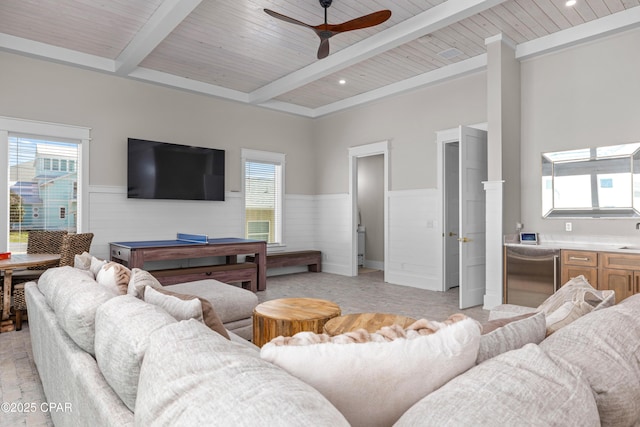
504 245 560 308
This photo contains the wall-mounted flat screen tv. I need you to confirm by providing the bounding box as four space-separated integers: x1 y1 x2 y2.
127 138 225 201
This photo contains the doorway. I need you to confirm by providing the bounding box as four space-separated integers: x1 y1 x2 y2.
357 154 384 274
349 141 389 279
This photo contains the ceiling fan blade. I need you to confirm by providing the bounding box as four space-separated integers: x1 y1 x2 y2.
264 9 314 29
317 38 330 59
324 10 392 33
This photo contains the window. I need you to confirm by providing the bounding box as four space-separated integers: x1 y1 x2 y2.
247 220 270 241
242 149 285 246
1 116 89 254
542 142 640 217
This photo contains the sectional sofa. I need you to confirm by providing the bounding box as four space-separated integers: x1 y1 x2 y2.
24 265 640 426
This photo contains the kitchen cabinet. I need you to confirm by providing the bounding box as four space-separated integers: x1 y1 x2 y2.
599 252 640 302
561 250 598 288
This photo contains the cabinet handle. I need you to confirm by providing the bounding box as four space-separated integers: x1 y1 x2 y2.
636 275 639 294
569 256 589 261
629 275 633 293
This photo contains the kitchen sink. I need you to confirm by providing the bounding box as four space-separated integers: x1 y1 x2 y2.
619 246 640 250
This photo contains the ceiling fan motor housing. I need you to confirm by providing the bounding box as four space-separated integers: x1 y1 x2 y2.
319 0 333 9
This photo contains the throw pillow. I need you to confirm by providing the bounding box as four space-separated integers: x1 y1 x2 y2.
127 268 162 299
260 315 481 427
535 275 615 334
476 311 546 364
544 300 593 336
144 286 229 340
96 262 131 295
73 251 92 271
90 256 107 278
537 275 614 315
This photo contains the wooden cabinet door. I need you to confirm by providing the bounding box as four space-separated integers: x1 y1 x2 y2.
599 268 634 302
561 266 598 287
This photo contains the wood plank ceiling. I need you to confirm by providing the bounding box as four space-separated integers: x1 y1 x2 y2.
1 0 639 117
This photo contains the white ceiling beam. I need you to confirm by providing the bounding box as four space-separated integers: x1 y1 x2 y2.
115 0 203 76
516 6 640 60
128 67 250 103
0 33 114 72
248 0 508 104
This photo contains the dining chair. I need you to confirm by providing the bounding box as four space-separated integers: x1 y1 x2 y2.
2 230 69 330
59 233 94 267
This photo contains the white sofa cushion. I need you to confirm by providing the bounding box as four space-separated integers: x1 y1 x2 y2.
541 294 640 426
165 279 258 324
260 316 481 427
477 311 546 364
395 344 600 426
94 295 177 412
135 319 349 426
37 266 116 355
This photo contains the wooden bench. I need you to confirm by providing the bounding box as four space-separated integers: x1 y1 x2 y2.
246 250 321 273
150 262 257 292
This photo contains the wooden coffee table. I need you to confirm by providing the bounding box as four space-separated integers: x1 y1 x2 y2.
253 297 341 347
323 312 417 336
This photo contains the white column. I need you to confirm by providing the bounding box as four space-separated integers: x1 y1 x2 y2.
483 180 504 309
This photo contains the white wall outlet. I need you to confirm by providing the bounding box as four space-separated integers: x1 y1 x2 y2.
565 222 572 232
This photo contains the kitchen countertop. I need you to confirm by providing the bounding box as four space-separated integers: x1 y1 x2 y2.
504 241 640 254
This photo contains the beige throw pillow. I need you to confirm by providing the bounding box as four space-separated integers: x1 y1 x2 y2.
260 315 481 427
144 286 230 340
96 262 131 295
73 251 92 271
538 275 614 314
90 256 107 278
544 300 593 336
536 275 615 335
127 268 163 299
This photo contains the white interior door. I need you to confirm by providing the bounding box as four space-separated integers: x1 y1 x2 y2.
459 126 488 309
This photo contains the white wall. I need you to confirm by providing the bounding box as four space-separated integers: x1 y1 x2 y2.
0 52 316 195
520 28 640 241
312 72 488 194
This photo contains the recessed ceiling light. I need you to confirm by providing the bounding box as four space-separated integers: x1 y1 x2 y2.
338 79 346 85
565 0 576 6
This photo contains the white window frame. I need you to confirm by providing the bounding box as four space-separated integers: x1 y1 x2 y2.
0 116 90 252
241 148 285 248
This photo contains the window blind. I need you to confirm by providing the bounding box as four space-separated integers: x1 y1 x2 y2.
8 134 80 253
244 160 281 244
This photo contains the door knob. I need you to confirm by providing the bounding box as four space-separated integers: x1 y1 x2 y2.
458 237 472 243
448 232 457 237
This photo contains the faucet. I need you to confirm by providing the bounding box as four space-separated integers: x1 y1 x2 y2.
636 223 640 230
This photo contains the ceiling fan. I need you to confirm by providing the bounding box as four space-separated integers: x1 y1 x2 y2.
264 0 392 59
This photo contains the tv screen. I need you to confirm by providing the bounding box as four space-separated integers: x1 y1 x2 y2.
127 138 225 201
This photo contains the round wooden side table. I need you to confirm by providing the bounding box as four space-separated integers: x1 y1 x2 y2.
323 312 417 336
253 297 341 347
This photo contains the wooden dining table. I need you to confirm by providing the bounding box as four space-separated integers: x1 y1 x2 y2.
0 253 60 332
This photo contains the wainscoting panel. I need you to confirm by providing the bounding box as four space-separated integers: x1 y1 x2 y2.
88 186 244 261
282 194 317 251
87 187 442 290
386 189 442 291
314 194 352 276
